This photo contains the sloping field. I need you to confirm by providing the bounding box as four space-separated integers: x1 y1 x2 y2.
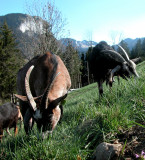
0 61 145 160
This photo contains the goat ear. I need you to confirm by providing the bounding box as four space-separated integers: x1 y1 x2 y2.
49 94 67 109
14 94 28 101
14 94 43 102
34 95 43 101
131 57 141 64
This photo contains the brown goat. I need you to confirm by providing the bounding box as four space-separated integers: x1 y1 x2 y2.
0 102 22 142
15 52 71 139
6 105 23 136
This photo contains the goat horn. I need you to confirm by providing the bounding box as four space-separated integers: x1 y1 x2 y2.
41 71 60 110
101 50 126 62
25 65 37 111
40 55 59 110
117 45 130 61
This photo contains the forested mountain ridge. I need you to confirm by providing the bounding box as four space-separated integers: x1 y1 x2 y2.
0 13 144 57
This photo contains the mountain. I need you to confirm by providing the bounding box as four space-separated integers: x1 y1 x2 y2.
0 13 30 47
0 13 97 56
0 13 49 58
0 13 144 57
0 13 98 57
0 13 46 35
60 38 97 53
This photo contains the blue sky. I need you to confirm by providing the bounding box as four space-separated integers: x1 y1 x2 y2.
1 0 145 44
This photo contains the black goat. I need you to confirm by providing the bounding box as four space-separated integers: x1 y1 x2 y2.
88 41 139 96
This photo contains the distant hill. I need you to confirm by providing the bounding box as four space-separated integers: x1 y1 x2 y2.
0 13 144 57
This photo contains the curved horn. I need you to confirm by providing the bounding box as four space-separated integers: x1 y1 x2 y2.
101 49 126 62
40 72 60 110
25 65 37 111
117 45 130 61
40 54 59 110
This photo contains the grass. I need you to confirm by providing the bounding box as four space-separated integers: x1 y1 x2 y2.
0 61 145 160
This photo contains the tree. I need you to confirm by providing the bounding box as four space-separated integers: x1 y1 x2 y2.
110 31 124 45
0 22 24 99
130 38 145 60
86 46 93 84
118 40 130 58
130 48 136 59
135 39 142 57
141 38 145 57
80 53 87 86
62 41 82 88
22 0 67 59
131 39 142 59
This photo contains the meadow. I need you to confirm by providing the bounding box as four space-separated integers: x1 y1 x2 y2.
0 61 145 160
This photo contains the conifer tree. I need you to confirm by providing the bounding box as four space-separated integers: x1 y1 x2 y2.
135 39 142 57
81 53 87 86
131 39 143 59
0 22 24 99
63 41 82 88
130 48 136 59
141 38 145 57
86 46 93 84
118 40 130 58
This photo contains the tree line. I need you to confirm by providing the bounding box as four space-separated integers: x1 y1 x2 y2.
130 38 145 60
116 39 145 60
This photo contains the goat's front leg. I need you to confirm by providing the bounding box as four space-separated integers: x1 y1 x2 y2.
6 128 12 136
24 108 34 134
108 65 121 85
0 129 3 142
14 125 18 136
98 80 103 97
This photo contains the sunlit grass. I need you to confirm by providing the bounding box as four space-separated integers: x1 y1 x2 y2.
0 61 145 160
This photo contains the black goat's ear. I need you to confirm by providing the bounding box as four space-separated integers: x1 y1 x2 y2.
49 94 67 109
131 57 141 64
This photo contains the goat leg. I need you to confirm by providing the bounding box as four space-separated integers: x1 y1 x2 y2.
6 128 12 136
24 108 34 134
108 65 121 86
0 129 3 142
14 126 18 136
98 80 103 97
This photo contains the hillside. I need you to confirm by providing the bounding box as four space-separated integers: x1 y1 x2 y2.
0 61 145 159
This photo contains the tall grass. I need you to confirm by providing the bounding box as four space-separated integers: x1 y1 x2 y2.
0 61 145 160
